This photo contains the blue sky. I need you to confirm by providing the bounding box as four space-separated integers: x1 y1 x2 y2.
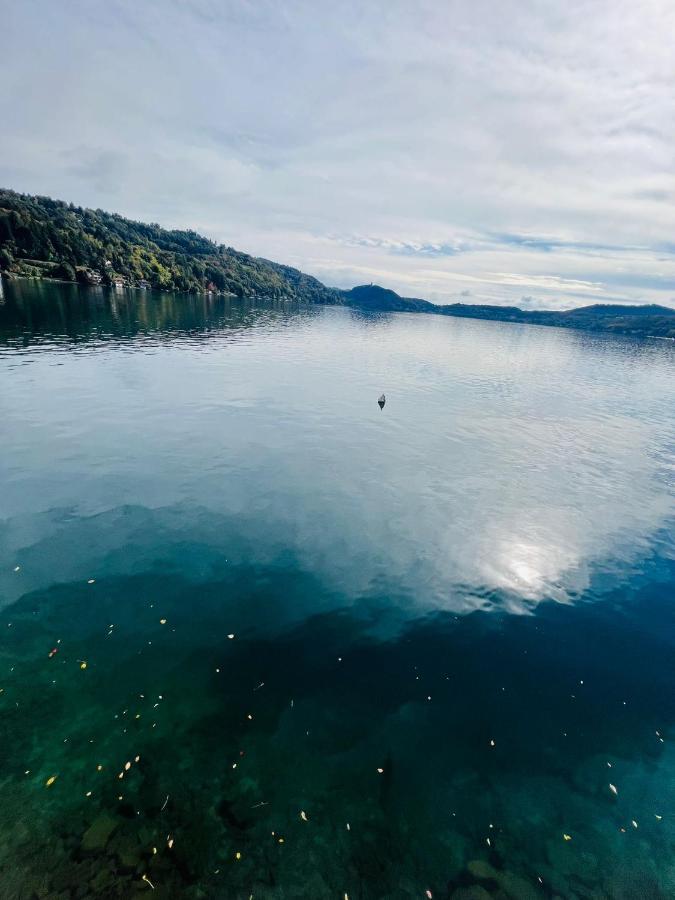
2 0 674 308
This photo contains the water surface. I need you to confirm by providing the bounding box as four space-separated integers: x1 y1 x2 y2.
1 279 674 899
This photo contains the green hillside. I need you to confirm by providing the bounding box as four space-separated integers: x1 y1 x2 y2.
0 189 339 303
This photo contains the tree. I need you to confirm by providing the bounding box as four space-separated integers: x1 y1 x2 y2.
0 247 13 271
54 261 76 281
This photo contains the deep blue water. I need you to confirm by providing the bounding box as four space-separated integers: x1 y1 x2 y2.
0 278 674 899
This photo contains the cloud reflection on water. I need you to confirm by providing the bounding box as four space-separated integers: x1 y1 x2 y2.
1 284 674 620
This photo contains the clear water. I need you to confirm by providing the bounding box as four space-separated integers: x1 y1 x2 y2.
0 278 674 899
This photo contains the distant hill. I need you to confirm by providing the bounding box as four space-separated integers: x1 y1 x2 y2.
0 189 339 303
343 284 675 339
344 283 436 312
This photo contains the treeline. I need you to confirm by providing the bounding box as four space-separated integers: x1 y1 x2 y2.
0 189 340 303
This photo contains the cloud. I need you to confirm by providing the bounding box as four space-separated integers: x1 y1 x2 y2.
1 0 674 309
333 235 464 257
492 273 604 293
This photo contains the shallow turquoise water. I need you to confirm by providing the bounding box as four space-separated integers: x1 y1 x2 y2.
0 279 674 898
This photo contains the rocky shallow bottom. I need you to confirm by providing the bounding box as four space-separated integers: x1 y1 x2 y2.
1 563 674 900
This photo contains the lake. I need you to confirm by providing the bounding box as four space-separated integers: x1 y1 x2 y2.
1 278 674 899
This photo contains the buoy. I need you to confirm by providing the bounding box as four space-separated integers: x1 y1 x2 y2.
378 394 386 410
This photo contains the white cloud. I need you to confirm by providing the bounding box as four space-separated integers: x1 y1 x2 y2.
2 0 674 309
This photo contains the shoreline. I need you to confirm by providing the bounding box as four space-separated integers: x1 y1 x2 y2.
2 270 674 342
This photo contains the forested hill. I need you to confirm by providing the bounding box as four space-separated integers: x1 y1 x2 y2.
0 189 339 302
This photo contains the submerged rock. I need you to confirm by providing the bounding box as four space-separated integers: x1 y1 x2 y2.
113 834 143 873
81 813 118 853
498 871 541 900
89 866 116 895
465 859 541 900
451 887 493 900
467 859 499 881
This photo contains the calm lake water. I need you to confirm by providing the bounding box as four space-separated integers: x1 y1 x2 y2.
1 278 674 899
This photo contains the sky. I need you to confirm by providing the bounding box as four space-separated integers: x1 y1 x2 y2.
2 0 675 309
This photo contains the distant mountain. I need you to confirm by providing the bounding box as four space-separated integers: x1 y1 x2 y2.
0 189 340 303
343 284 675 339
